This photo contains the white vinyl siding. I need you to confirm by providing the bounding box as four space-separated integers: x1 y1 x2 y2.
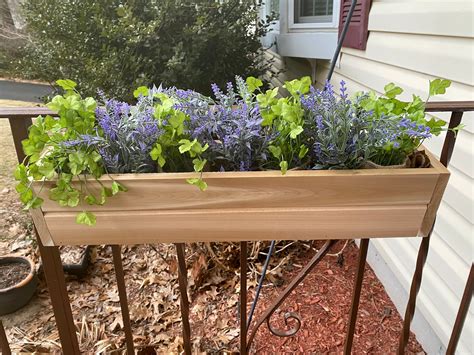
266 0 473 352
313 0 473 353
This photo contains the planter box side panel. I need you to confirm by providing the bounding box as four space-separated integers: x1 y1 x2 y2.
30 160 449 246
37 170 439 213
43 205 427 245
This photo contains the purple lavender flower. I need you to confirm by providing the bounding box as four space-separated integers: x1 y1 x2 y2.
171 78 275 171
340 80 348 101
93 93 161 173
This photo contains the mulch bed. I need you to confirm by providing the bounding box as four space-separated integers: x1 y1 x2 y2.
246 240 424 354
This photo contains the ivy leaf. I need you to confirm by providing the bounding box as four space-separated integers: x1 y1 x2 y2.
281 103 301 123
19 188 33 204
24 196 44 210
85 195 98 205
111 181 127 195
193 158 207 172
289 124 304 139
284 76 311 97
15 182 29 194
68 152 85 175
100 186 113 204
76 211 96 226
256 88 278 107
425 118 447 136
38 161 55 180
269 145 282 159
429 79 451 97
261 110 276 127
150 143 162 158
186 178 208 191
450 123 465 137
168 112 186 134
67 191 80 207
279 160 288 175
14 164 28 181
111 181 120 195
298 144 309 159
133 86 149 98
56 79 77 91
178 139 194 153
384 83 403 99
246 76 263 93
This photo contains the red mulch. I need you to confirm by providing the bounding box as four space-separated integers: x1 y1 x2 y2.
246 240 424 354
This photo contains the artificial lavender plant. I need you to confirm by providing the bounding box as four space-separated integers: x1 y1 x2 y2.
302 81 396 169
94 93 162 173
173 77 275 171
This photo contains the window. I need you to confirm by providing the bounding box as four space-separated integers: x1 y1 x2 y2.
295 0 333 23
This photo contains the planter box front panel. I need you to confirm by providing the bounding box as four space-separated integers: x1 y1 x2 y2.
31 153 450 246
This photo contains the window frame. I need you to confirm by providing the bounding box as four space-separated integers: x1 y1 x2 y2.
288 0 340 30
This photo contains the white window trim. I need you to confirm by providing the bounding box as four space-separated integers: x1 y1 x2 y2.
288 0 340 30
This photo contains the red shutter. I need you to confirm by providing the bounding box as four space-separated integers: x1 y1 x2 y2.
338 0 372 50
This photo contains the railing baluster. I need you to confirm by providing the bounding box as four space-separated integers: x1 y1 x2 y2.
399 110 464 353
111 245 134 354
344 239 369 354
240 241 248 355
8 117 33 163
398 225 432 354
439 111 463 167
175 243 192 355
446 263 474 355
0 320 11 355
38 238 80 353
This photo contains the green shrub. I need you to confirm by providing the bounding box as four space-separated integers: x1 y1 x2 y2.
14 0 276 100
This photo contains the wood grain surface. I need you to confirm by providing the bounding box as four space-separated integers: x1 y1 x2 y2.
30 148 450 246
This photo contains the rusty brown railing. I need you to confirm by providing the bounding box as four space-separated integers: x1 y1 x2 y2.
0 101 473 354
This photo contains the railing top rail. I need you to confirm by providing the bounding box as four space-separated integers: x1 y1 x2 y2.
0 107 54 118
0 101 473 120
425 101 474 112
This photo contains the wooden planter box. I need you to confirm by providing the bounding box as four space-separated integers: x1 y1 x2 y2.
31 149 449 247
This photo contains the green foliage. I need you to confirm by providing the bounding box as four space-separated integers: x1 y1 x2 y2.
429 79 451 98
76 211 96 226
355 79 452 165
257 77 312 173
15 80 125 225
14 0 276 100
146 90 209 189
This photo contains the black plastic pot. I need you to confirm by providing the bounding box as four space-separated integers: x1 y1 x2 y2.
0 256 38 315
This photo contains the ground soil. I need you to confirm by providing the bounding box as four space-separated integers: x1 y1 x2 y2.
0 99 425 353
0 261 30 289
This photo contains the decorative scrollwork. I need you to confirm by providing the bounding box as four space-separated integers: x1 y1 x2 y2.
246 240 335 352
266 311 302 337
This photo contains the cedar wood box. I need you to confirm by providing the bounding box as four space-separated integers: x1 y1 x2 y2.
30 149 450 247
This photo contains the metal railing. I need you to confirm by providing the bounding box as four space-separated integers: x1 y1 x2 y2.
0 101 473 354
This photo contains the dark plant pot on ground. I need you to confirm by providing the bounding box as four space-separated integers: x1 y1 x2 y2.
0 256 38 315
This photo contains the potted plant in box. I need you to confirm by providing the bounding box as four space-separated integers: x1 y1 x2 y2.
15 77 452 247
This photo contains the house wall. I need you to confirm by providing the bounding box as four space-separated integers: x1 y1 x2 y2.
262 50 312 89
266 0 473 352
312 1 473 353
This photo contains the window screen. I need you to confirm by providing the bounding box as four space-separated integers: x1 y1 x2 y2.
295 0 333 23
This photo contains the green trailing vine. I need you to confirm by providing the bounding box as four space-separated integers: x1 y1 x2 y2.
15 80 126 226
253 76 312 173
